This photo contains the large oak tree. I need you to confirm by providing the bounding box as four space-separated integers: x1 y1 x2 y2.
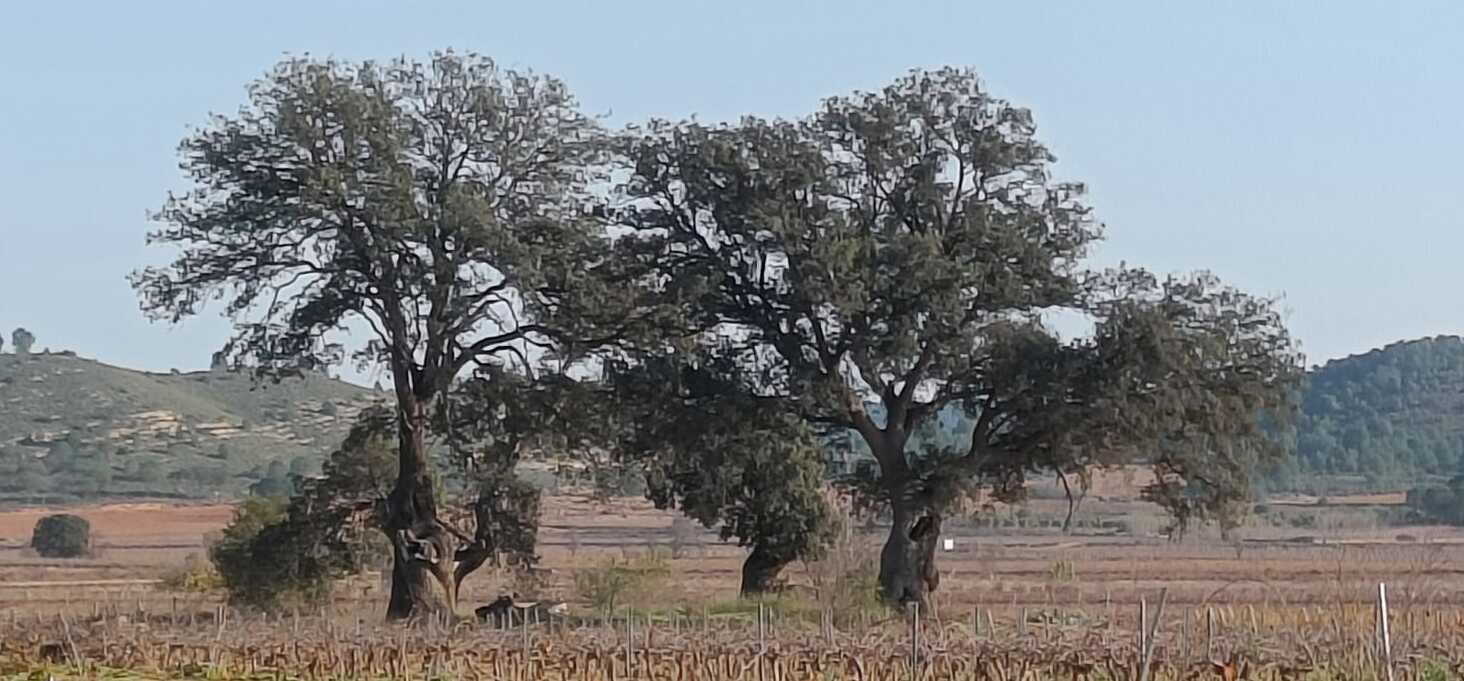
132 52 634 620
608 69 1302 607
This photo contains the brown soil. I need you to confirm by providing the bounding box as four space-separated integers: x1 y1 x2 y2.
5 495 1464 616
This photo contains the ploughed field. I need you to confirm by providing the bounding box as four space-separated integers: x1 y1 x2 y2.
5 496 1464 679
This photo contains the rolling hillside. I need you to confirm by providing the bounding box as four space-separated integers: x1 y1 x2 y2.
1275 335 1464 491
0 351 387 503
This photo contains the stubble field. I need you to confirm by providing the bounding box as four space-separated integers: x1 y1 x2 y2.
4 496 1464 679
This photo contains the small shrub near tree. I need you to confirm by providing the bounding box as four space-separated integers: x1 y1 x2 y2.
573 551 671 614
160 552 224 593
31 514 92 558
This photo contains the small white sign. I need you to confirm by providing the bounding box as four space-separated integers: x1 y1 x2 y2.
942 538 955 551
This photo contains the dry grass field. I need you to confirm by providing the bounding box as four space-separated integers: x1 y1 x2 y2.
5 494 1464 679
5 494 1464 610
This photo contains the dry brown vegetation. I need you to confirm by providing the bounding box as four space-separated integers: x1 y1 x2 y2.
5 497 1464 679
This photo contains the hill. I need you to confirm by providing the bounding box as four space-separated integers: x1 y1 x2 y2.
1273 335 1464 492
0 351 387 504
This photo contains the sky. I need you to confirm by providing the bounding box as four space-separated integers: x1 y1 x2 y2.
2 1 1461 385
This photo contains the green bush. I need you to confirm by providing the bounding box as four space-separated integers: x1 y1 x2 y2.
31 514 91 558
209 496 361 608
208 497 327 608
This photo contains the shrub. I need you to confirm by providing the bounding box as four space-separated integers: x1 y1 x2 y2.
31 514 91 558
207 497 328 608
160 552 224 592
573 550 671 613
799 513 882 625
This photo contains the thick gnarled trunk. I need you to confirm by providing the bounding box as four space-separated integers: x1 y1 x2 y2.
383 398 458 621
739 544 788 596
878 499 942 609
858 426 945 610
386 537 453 619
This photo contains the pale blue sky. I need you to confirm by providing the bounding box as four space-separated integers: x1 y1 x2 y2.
2 1 1460 385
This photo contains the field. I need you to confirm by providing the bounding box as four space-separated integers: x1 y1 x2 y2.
5 495 1464 679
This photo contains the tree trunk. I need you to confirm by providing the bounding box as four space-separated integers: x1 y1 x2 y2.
1058 471 1082 535
739 544 787 596
383 398 457 621
877 500 942 609
386 539 452 619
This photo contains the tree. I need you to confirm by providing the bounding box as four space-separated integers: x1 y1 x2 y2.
137 458 168 488
132 52 635 619
288 455 313 478
16 462 52 501
1280 336 1464 490
62 453 113 497
209 497 294 605
44 440 76 475
608 69 1301 607
609 355 835 594
31 514 91 558
11 328 33 355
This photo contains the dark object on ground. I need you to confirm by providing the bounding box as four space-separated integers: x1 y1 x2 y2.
475 594 567 626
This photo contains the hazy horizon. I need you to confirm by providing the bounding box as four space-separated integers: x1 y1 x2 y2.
3 1 1461 385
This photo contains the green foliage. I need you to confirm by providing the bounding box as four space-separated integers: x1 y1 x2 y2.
287 455 312 477
248 473 292 499
12 454 51 497
0 352 380 502
208 497 302 607
573 551 672 613
594 468 646 500
1285 336 1464 487
61 456 113 496
465 465 542 569
130 50 617 409
136 458 167 486
210 409 399 608
605 67 1301 597
30 513 91 558
610 356 836 586
1406 476 1464 525
133 52 637 618
45 441 75 474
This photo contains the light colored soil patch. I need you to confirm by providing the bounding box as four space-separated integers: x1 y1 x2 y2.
0 502 236 546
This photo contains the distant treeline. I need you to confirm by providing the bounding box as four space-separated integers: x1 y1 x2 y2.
1269 336 1464 491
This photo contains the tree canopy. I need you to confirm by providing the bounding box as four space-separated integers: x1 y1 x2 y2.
607 355 836 594
136 53 1306 615
132 51 648 619
602 68 1302 605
